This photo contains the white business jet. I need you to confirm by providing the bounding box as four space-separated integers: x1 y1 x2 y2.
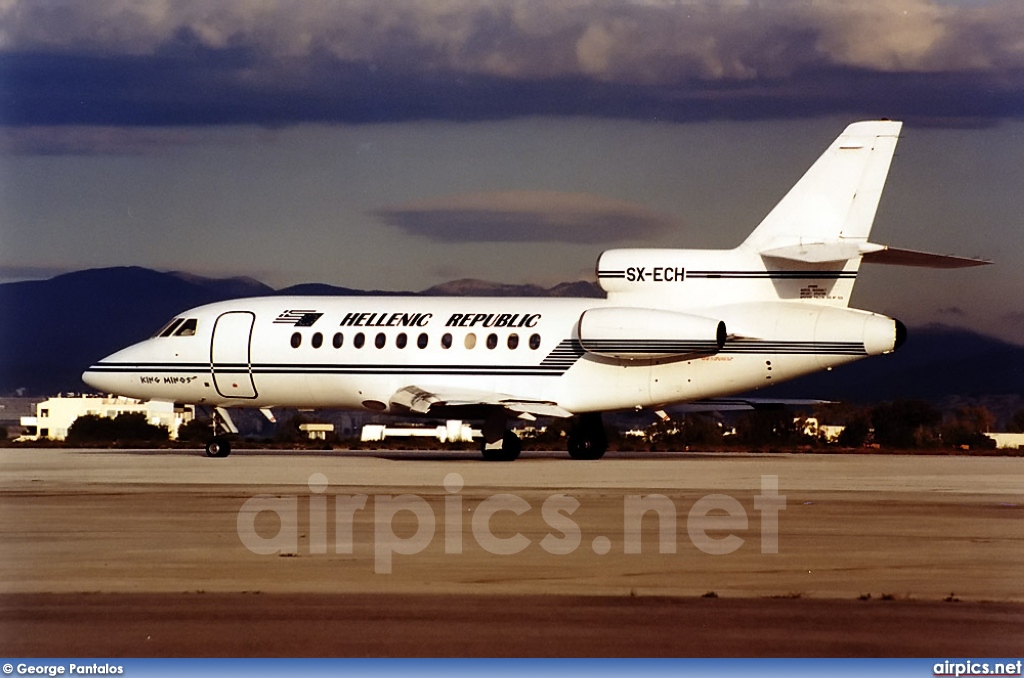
83 120 986 460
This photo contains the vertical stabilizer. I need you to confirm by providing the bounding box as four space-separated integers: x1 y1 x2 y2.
599 121 905 309
742 120 902 253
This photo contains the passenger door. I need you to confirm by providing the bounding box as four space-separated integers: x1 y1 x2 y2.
211 311 258 399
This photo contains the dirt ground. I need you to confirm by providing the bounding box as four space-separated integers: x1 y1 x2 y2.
1 448 1022 656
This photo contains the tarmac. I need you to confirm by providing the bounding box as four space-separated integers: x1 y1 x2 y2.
1 447 1022 656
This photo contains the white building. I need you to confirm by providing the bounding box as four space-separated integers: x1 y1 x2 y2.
984 432 1024 449
20 395 194 441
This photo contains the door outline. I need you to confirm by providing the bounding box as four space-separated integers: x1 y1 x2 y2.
211 311 258 399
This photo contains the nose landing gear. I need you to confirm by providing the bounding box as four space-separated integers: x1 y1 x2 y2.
204 407 237 458
205 436 231 458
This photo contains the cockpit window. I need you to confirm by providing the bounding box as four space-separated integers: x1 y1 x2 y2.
154 317 198 337
174 319 198 336
156 318 183 337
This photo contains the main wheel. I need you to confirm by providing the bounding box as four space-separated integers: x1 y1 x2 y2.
567 413 607 460
205 436 232 458
481 430 522 462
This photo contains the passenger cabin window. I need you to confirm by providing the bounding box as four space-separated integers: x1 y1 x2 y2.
354 332 365 349
508 333 519 349
290 332 302 348
333 333 344 349
486 333 498 349
311 332 323 349
529 333 541 350
417 333 428 349
441 333 453 349
464 333 476 349
375 333 386 349
396 333 408 349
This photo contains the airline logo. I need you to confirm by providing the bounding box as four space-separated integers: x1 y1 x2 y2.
274 310 324 326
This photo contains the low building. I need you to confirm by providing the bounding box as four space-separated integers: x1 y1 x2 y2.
20 395 194 441
984 432 1024 449
299 423 335 441
802 417 846 443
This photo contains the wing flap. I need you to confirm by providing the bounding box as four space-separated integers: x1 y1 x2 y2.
673 397 831 412
390 385 573 419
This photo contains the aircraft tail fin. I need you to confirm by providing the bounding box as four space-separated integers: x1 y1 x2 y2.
598 120 988 309
742 120 902 254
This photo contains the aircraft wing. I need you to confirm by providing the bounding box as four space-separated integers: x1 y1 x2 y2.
672 397 832 412
389 385 574 420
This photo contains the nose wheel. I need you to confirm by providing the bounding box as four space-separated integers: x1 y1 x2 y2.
205 436 232 458
204 407 236 458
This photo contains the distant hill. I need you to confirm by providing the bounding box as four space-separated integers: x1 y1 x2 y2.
0 267 599 394
421 278 603 298
751 323 1024 404
0 267 1020 402
0 267 271 395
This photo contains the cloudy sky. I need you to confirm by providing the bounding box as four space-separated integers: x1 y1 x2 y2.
1 0 1022 342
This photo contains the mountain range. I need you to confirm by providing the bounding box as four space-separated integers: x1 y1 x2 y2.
1 267 1021 408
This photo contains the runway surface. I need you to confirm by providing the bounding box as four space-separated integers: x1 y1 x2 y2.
1 448 1022 656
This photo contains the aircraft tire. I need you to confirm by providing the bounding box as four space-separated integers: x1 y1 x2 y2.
567 413 607 460
205 437 232 458
481 431 521 462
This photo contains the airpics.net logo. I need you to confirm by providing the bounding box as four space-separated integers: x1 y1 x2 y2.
236 474 786 574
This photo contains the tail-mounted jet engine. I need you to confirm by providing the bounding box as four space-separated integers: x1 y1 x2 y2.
578 307 726 360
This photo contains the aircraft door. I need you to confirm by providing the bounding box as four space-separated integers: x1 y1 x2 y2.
211 311 258 399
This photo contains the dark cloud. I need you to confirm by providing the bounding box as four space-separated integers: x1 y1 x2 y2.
373 191 679 243
2 0 1024 137
937 306 967 317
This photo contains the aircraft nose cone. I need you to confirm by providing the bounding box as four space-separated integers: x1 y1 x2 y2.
82 365 117 394
82 343 145 396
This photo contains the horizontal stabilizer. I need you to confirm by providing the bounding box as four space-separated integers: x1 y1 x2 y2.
860 246 991 268
760 241 865 263
761 240 990 268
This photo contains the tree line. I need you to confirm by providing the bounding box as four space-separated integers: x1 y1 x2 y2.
39 400 1024 449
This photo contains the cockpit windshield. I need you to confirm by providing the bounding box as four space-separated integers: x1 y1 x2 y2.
153 317 198 338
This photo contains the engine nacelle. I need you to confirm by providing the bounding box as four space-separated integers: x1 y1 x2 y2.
579 307 726 360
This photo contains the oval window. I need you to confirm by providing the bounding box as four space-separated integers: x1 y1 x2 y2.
464 333 477 349
507 333 519 349
529 333 541 350
417 333 428 349
333 332 344 349
311 332 323 349
375 333 386 349
354 332 365 349
290 332 301 349
396 333 408 349
441 333 453 349
486 333 498 349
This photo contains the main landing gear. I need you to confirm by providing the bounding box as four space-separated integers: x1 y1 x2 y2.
567 412 608 460
478 411 608 461
480 412 521 462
